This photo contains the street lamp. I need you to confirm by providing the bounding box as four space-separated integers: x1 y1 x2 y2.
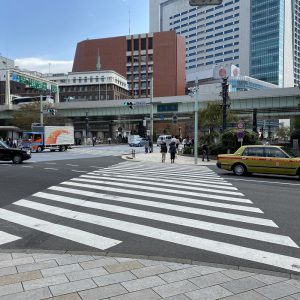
85 112 89 145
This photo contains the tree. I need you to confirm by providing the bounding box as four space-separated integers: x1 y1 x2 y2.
11 102 63 131
198 102 238 140
275 127 291 141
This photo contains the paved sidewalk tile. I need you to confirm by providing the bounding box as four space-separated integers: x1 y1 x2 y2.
189 272 232 289
45 292 82 300
110 288 161 300
221 269 255 279
0 266 17 277
121 275 165 292
93 271 136 287
221 277 266 294
41 263 82 277
0 287 52 300
0 254 12 262
23 274 69 291
17 259 58 273
138 260 171 267
153 280 198 298
66 267 108 281
164 295 190 300
0 270 42 286
0 282 23 296
158 267 200 283
56 255 94 266
192 265 225 275
166 264 193 271
291 293 300 299
33 253 70 263
255 282 300 300
252 274 289 285
0 257 34 268
131 265 171 278
286 279 300 289
186 285 233 300
221 290 270 300
50 278 97 297
79 283 127 300
11 253 34 259
80 257 118 270
104 261 143 273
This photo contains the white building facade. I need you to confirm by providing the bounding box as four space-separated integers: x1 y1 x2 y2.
150 0 295 87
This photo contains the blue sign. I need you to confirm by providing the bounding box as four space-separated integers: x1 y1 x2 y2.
159 115 165 120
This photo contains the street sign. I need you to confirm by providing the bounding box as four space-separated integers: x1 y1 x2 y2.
172 115 178 124
159 114 165 121
237 131 245 140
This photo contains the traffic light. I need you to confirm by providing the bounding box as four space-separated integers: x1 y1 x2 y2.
48 108 56 115
123 101 134 109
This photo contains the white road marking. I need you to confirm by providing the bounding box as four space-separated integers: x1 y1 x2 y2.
97 169 225 181
0 231 21 245
21 166 34 168
81 175 243 196
91 172 237 190
0 208 120 250
14 200 300 272
45 162 57 165
94 170 232 186
224 177 300 186
71 178 251 204
33 192 297 248
44 168 59 171
58 183 277 228
66 164 79 167
71 170 87 173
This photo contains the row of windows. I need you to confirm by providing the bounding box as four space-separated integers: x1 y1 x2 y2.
61 76 126 88
127 38 153 51
188 41 239 53
187 56 240 68
177 24 239 37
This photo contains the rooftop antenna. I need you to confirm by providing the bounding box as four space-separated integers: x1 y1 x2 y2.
96 48 101 71
129 9 131 35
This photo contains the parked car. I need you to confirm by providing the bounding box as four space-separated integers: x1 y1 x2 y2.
0 141 31 164
157 135 172 147
217 145 300 177
129 138 147 147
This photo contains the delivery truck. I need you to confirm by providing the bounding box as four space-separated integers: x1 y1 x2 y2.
21 125 74 152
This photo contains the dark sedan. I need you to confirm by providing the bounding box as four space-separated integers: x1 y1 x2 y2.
0 141 31 164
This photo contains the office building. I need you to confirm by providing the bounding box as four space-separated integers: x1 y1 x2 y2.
72 31 186 98
150 0 295 87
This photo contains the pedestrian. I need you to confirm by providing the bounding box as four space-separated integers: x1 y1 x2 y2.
12 139 17 148
169 140 177 163
144 139 149 154
108 137 112 144
149 139 153 153
92 136 96 147
202 143 210 161
160 142 168 163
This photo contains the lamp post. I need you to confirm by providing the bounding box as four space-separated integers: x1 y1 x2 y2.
85 112 89 146
149 77 154 142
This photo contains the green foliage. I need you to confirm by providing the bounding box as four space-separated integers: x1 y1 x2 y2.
275 127 291 141
293 116 300 130
183 146 193 155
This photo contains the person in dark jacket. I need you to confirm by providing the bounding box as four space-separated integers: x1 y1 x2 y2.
169 141 177 163
202 143 210 161
160 142 168 163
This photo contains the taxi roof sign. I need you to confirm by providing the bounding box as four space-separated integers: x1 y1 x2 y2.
189 0 223 6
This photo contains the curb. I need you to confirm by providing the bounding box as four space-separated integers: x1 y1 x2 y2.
0 248 299 279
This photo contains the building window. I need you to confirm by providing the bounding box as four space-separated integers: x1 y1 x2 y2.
148 37 153 49
141 38 146 50
127 39 132 51
134 39 139 51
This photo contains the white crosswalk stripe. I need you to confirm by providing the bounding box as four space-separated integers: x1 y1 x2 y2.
0 161 300 272
0 231 21 245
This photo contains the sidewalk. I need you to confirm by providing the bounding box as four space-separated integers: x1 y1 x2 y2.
0 251 299 299
123 151 217 166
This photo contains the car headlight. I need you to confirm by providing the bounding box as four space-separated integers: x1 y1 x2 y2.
26 150 31 155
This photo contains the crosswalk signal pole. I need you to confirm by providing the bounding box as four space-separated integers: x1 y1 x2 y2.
194 78 199 165
40 95 43 126
150 78 154 142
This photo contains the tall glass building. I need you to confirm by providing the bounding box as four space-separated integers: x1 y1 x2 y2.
250 0 294 87
150 0 296 87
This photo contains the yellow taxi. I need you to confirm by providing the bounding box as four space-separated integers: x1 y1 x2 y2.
217 145 300 178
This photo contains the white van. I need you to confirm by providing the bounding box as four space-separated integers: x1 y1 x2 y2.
157 135 172 146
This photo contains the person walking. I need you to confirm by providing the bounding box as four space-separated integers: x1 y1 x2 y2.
149 139 153 153
144 139 149 154
92 136 97 147
202 143 210 161
160 142 168 163
169 140 177 163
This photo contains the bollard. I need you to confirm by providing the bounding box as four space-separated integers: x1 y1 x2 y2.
132 149 136 158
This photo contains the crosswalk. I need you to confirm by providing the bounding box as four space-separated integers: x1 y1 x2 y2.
0 161 300 273
68 147 127 157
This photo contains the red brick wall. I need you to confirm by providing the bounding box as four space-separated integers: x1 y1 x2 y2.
72 36 127 77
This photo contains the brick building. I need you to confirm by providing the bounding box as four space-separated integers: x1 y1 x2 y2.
72 31 186 98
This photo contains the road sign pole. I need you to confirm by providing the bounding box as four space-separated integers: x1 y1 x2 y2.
194 78 199 165
150 78 154 142
40 95 43 126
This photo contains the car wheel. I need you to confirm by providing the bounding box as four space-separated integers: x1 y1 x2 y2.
59 146 65 152
233 163 246 176
36 146 43 153
12 155 23 164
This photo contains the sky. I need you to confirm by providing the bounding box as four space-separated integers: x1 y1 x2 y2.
0 0 149 73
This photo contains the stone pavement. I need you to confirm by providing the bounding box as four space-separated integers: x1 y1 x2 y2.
0 251 299 299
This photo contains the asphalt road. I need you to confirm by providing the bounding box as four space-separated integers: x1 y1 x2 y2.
1 148 300 274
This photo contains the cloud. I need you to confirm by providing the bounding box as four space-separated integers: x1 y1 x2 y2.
15 57 73 74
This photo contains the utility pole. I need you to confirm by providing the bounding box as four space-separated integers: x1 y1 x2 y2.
194 78 199 165
40 95 43 126
150 77 154 142
85 112 89 146
222 77 229 131
253 108 257 132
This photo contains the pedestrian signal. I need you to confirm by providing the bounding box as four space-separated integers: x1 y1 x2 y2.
123 101 134 109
